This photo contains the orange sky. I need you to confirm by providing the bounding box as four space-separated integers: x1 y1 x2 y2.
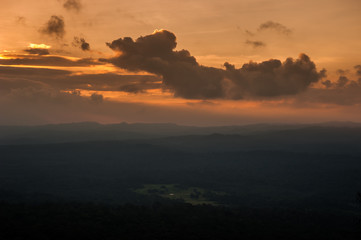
0 0 361 125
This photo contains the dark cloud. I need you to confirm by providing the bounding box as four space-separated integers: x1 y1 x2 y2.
6 86 81 104
105 30 325 99
294 67 361 106
66 74 161 92
0 66 70 77
0 66 70 95
258 21 292 35
224 54 325 98
0 66 161 95
90 93 103 104
245 30 255 36
40 16 65 39
73 37 90 51
186 100 217 107
63 0 82 12
321 80 332 88
45 73 161 93
245 40 266 48
118 84 143 93
321 74 358 90
0 55 101 67
0 78 46 95
118 81 162 93
24 48 50 55
1 68 361 126
355 65 361 77
336 69 349 75
335 76 349 88
294 84 361 106
16 16 26 25
0 85 269 126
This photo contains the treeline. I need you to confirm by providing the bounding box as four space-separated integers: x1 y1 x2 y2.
0 201 359 240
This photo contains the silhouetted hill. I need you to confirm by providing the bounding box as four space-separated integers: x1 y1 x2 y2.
1 121 361 145
149 126 361 154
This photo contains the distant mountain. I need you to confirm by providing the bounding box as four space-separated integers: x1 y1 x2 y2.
149 126 361 154
0 121 361 145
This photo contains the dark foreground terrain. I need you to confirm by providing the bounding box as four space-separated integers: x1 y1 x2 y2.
0 122 361 239
1 201 360 240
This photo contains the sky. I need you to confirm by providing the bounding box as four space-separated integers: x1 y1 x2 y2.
1 0 361 126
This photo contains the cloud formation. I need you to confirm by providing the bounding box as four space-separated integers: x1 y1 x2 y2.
90 93 103 104
245 30 255 36
336 69 349 75
24 48 50 55
300 67 361 105
73 37 90 51
321 68 360 90
105 30 325 99
355 65 361 77
258 21 292 35
321 79 332 88
335 76 349 88
62 0 82 12
0 66 70 77
0 55 101 67
40 16 65 39
245 40 266 48
0 65 161 94
16 16 26 25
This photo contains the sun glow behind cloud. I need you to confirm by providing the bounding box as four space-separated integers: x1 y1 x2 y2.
0 53 12 59
28 43 51 49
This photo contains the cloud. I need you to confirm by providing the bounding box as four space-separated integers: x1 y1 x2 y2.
6 86 81 104
62 0 82 12
355 65 361 77
0 66 70 77
0 86 257 126
73 37 90 51
15 16 26 25
186 100 217 107
90 93 103 104
105 30 325 99
0 66 70 94
40 16 65 39
65 73 161 92
321 69 360 90
118 81 161 93
336 69 349 75
0 55 101 67
258 21 292 35
224 54 325 98
24 48 50 55
294 86 361 106
322 76 350 89
0 66 161 94
293 66 361 106
1 82 361 126
335 76 349 88
245 30 255 36
321 79 332 88
0 78 46 95
1 67 361 125
245 40 266 48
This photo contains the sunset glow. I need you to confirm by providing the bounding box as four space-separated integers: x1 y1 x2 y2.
0 0 361 125
28 43 51 49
